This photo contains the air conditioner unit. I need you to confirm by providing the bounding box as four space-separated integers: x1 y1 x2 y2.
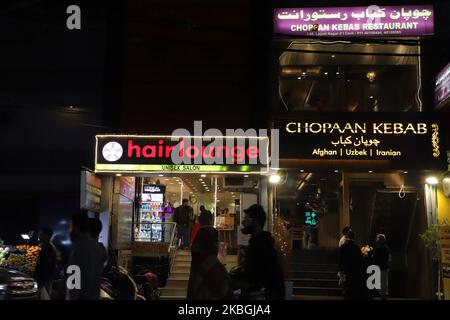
223 177 257 189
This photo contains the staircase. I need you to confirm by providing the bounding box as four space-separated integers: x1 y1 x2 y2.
288 249 343 300
160 249 238 300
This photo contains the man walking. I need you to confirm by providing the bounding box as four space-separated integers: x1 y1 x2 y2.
373 234 390 300
173 199 191 249
237 204 285 300
339 230 364 300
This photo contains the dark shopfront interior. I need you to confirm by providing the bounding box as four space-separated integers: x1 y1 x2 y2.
275 169 432 298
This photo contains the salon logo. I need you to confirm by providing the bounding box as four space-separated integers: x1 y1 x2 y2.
102 141 123 162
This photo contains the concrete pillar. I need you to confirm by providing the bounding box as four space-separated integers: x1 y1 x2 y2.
339 171 350 232
259 176 270 232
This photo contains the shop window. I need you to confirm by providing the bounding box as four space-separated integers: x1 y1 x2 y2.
278 40 421 112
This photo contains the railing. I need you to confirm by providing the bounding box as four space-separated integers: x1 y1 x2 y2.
168 223 178 276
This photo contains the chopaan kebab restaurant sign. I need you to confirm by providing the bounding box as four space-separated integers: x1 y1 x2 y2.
274 5 434 37
95 135 269 174
274 113 445 168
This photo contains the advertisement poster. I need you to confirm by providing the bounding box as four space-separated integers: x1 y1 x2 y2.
112 194 133 250
80 170 102 211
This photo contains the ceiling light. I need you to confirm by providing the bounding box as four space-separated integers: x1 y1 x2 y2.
368 170 373 173
425 177 439 185
403 171 408 174
369 96 374 99
334 170 339 173
331 54 335 58
336 72 339 75
116 174 122 177
297 77 302 80
324 72 328 75
366 71 376 82
158 174 164 177
201 174 206 178
21 234 30 240
300 170 304 172
269 174 281 184
244 175 249 177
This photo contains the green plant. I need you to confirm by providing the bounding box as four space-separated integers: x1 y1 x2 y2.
419 219 449 299
419 223 441 261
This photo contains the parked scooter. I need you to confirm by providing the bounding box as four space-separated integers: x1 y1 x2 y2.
101 265 144 300
132 265 161 300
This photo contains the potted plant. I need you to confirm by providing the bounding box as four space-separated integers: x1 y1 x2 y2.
419 219 449 300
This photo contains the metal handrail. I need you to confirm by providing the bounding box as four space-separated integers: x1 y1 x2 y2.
168 223 178 275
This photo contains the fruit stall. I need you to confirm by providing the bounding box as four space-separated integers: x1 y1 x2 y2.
0 245 41 276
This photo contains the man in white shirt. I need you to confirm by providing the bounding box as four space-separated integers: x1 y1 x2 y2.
339 226 351 248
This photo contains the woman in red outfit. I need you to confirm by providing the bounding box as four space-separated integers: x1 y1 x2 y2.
190 216 201 245
187 226 232 300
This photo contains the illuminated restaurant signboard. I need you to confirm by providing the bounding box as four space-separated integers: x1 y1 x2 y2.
304 211 318 227
275 113 446 168
274 5 434 37
95 135 269 174
435 62 450 110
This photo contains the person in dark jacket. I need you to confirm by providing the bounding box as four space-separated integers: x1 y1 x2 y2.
372 234 390 299
34 228 58 297
89 218 108 269
66 210 105 300
199 205 213 226
237 204 285 300
173 199 191 248
339 230 365 300
187 226 232 300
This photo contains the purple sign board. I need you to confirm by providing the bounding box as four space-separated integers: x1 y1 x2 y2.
274 5 434 37
435 62 450 109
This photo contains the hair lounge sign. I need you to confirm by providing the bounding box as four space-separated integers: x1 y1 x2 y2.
274 113 446 169
95 135 269 174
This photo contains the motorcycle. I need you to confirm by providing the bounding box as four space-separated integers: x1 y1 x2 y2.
132 265 161 300
100 265 144 300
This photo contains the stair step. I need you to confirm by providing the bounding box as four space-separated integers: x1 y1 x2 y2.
171 266 191 273
166 280 189 287
170 271 190 277
290 278 340 288
168 276 190 281
293 286 342 296
174 256 192 262
173 261 191 268
289 271 338 280
176 250 192 256
159 286 188 297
